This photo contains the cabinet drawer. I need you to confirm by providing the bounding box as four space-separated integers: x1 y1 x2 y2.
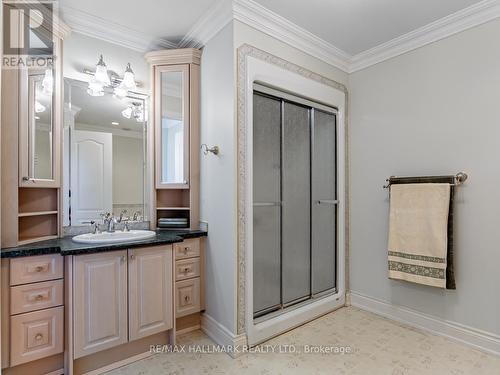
174 238 200 260
10 254 63 286
175 278 200 318
10 306 64 366
175 258 200 281
10 279 63 315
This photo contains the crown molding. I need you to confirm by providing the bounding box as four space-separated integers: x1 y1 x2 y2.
232 0 351 72
144 48 202 65
60 6 177 53
349 0 500 73
61 0 500 73
178 0 233 48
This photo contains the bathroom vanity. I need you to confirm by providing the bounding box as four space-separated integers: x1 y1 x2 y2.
1 232 206 374
0 9 206 373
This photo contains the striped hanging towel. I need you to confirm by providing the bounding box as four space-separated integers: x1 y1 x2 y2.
388 183 451 288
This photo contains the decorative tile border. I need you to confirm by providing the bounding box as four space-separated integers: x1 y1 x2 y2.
236 44 350 334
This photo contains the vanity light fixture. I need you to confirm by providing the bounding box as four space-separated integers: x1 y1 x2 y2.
87 54 110 96
121 102 144 122
121 63 137 90
113 84 128 99
114 63 137 99
87 78 104 97
93 54 111 86
121 106 133 119
41 69 53 95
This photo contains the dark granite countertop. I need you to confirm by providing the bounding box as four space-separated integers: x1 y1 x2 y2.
1 230 207 258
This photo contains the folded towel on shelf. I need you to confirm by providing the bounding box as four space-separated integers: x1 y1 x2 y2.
388 183 451 288
158 217 188 229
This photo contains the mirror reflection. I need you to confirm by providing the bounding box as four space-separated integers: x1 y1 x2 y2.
63 79 147 226
161 70 185 184
30 73 53 180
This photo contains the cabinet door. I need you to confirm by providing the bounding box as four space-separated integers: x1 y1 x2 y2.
128 245 173 341
73 251 128 358
18 40 62 187
155 64 190 188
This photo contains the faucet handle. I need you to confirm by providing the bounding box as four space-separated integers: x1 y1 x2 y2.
82 220 100 234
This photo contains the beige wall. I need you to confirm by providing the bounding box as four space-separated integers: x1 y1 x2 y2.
349 18 500 335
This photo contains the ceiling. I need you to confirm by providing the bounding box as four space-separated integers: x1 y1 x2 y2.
60 0 486 56
59 0 218 45
253 0 484 55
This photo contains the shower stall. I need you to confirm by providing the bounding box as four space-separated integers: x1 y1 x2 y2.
252 83 338 320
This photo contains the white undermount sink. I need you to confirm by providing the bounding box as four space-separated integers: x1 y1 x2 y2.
72 230 156 244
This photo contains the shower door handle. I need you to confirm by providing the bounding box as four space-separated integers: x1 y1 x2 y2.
253 202 281 207
316 200 339 205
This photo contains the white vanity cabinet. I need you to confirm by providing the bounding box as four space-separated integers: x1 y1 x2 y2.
72 245 173 359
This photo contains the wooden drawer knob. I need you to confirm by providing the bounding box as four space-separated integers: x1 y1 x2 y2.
35 333 44 341
33 265 48 273
183 247 190 254
184 295 190 302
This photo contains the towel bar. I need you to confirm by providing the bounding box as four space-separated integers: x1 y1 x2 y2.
383 172 468 189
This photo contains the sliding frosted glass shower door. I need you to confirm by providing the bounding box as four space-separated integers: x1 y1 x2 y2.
252 93 282 315
312 110 337 295
282 102 311 305
252 85 338 319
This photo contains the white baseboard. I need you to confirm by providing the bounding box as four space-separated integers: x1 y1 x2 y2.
201 314 247 358
350 291 500 356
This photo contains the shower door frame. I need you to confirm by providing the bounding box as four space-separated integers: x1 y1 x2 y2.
239 46 347 346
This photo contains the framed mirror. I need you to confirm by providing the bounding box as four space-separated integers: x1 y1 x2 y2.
63 78 148 227
19 66 60 187
156 65 189 188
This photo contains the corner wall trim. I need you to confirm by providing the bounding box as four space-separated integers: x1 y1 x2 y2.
200 314 247 358
350 292 500 356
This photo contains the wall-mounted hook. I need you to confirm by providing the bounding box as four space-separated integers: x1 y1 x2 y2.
201 144 220 156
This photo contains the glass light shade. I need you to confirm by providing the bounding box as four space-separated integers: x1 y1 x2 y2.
94 64 111 86
122 64 137 90
41 69 53 95
87 79 104 97
113 83 128 99
93 55 111 86
122 106 132 119
35 100 46 113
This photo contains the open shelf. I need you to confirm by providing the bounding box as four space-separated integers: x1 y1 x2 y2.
18 210 58 217
157 189 190 208
18 214 58 244
156 207 191 211
18 188 58 213
17 235 58 246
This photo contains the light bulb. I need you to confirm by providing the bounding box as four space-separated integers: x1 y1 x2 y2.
93 54 110 86
42 69 53 95
122 63 137 90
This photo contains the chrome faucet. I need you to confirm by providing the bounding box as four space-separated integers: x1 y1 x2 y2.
82 220 100 234
101 212 117 233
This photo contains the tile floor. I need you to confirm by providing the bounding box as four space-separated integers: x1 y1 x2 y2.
107 307 500 375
